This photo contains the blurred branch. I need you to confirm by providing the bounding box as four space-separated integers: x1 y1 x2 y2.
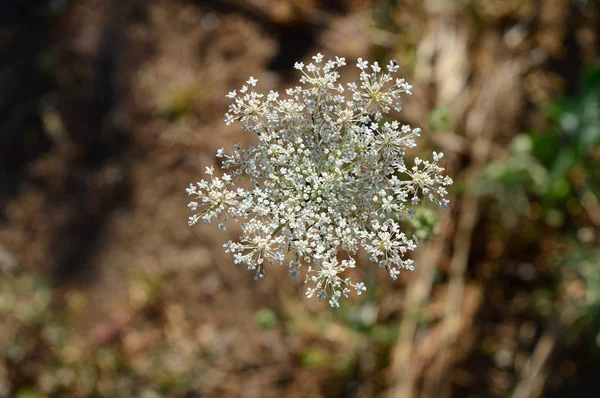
385 215 451 398
511 318 561 398
580 189 600 226
423 59 521 397
387 17 470 398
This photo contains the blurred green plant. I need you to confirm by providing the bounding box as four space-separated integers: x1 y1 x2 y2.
478 63 600 226
159 84 203 120
0 271 211 397
478 63 600 347
428 106 453 133
408 206 440 240
254 307 279 330
558 247 600 347
299 345 330 370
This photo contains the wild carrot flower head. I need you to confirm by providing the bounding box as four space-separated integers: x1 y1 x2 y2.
187 54 452 307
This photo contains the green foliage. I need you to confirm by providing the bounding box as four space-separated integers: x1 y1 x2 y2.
479 135 547 213
0 271 216 397
558 247 600 346
408 206 441 240
254 307 279 330
479 63 600 225
479 63 600 345
160 85 203 120
428 106 453 133
299 345 330 369
16 390 41 398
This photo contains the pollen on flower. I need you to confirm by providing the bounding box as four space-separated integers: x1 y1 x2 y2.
186 54 452 307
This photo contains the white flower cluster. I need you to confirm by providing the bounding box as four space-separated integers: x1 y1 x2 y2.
186 54 452 307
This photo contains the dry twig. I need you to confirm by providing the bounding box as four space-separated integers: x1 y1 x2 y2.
423 59 521 397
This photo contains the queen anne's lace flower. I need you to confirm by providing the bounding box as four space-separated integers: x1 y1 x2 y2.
187 54 452 307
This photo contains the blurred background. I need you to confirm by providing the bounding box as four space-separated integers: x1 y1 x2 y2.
0 0 599 397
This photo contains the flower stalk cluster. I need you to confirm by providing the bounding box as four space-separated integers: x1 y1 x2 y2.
186 54 452 307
